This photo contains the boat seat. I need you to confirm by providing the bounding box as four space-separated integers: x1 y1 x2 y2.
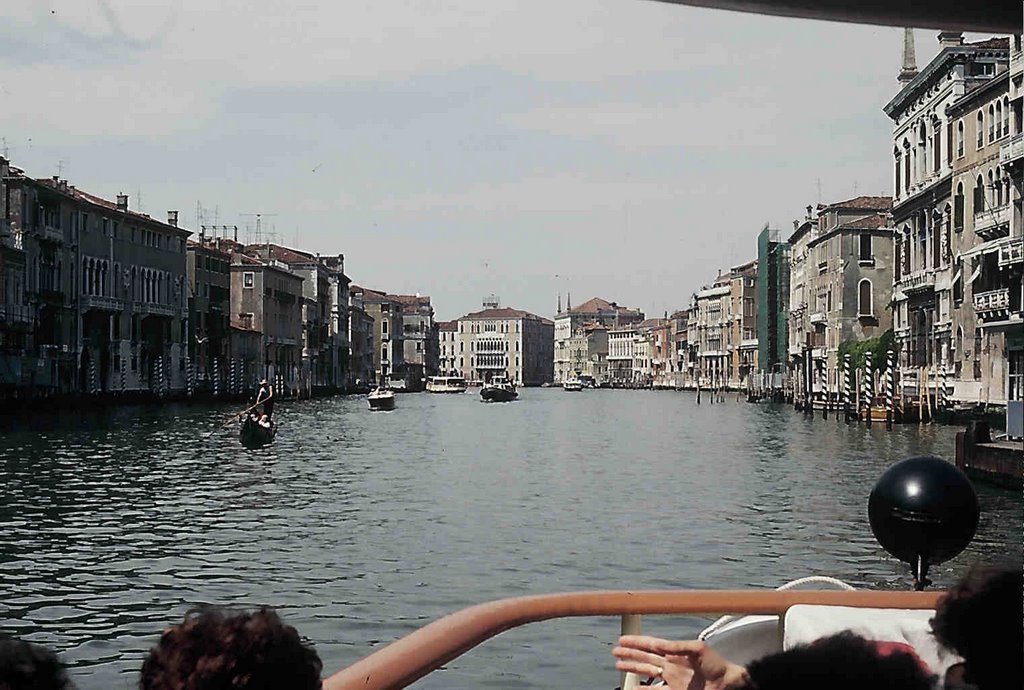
783 605 962 676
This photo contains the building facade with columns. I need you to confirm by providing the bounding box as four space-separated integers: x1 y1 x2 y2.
454 304 553 385
885 30 1015 408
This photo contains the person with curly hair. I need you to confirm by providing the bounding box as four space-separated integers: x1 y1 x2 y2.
139 607 322 690
930 566 1023 690
0 636 76 690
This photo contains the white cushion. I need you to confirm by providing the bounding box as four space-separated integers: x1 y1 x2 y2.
783 605 961 676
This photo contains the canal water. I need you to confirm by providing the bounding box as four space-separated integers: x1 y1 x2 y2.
1 390 1020 689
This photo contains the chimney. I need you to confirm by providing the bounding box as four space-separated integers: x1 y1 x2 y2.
116 193 129 212
167 210 178 227
937 31 963 49
898 28 919 85
805 205 813 220
793 219 799 230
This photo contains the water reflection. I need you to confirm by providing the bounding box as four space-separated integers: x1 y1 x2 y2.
0 392 1020 689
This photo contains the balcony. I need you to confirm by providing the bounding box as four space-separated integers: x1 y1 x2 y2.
81 295 123 312
135 301 177 317
974 288 1010 316
901 269 936 294
998 237 1024 267
1000 133 1023 166
0 230 24 250
38 224 64 244
974 205 1010 240
0 304 33 326
809 311 826 325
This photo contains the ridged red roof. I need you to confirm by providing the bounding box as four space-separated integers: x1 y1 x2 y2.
837 213 890 230
819 196 893 212
460 307 548 322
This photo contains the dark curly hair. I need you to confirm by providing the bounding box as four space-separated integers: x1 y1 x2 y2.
0 636 75 690
139 607 322 690
930 566 1023 690
739 632 934 690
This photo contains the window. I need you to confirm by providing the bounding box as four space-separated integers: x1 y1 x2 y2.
1002 97 1010 139
932 121 941 172
946 121 953 164
957 120 964 157
859 233 872 262
996 101 1003 138
977 111 984 149
858 280 872 317
382 346 388 360
243 272 254 288
903 141 910 194
973 175 985 213
954 183 965 231
988 104 995 142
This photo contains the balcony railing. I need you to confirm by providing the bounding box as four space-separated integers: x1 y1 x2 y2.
998 237 1024 267
974 205 1010 240
901 269 935 293
974 288 1010 314
0 230 24 250
1000 133 1023 165
39 224 64 243
809 311 826 324
0 304 33 325
134 301 177 317
81 295 123 312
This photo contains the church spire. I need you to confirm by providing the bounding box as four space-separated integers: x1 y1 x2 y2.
567 292 572 312
557 293 562 314
898 28 918 85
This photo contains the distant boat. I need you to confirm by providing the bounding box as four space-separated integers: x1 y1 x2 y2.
481 376 518 403
426 376 468 393
562 377 584 392
239 415 276 447
368 384 396 411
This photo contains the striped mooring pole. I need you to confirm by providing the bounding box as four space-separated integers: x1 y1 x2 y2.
937 366 946 411
213 357 221 398
120 355 127 394
885 349 895 429
185 354 194 397
863 354 873 428
89 357 97 395
843 353 852 423
819 361 828 419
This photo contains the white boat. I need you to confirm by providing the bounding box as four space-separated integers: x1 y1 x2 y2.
562 377 584 391
367 385 396 411
323 456 979 690
426 376 468 393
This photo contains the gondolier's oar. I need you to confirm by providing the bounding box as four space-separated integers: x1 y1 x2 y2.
200 400 264 440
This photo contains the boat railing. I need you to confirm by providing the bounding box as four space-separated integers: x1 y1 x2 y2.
323 588 940 690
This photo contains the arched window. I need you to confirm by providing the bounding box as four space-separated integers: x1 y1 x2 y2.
957 120 964 157
955 326 963 357
977 111 984 149
100 262 107 296
894 148 902 199
988 104 995 142
932 119 941 172
988 170 995 208
902 140 911 194
82 258 89 294
955 182 965 230
996 101 1003 138
974 174 985 213
1002 97 1010 137
858 279 871 315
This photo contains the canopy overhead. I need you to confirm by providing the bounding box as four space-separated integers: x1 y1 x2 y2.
649 0 1018 33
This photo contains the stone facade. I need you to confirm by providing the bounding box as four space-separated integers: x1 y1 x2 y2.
454 305 553 385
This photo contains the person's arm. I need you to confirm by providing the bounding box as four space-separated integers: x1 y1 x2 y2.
613 635 751 690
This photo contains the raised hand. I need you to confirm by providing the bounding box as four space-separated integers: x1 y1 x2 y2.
612 635 750 690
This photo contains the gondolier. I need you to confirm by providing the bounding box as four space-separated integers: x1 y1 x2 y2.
256 378 274 420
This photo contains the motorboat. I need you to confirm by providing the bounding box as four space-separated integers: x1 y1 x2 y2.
367 384 396 411
426 376 468 393
562 377 584 391
480 376 518 403
239 414 275 447
322 456 980 690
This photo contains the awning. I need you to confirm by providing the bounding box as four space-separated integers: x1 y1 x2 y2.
960 238 1002 259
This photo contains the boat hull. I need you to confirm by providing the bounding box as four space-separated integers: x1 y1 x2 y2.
239 418 276 447
368 393 396 411
480 387 517 403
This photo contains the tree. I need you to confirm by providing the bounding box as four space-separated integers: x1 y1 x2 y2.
838 329 895 371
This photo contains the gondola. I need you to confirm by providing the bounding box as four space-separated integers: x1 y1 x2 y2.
239 414 276 447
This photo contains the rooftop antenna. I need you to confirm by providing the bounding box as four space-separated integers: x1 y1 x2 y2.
135 186 144 213
239 212 278 245
816 177 822 204
57 159 66 177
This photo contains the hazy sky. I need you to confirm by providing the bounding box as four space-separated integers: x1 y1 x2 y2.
0 2 987 320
